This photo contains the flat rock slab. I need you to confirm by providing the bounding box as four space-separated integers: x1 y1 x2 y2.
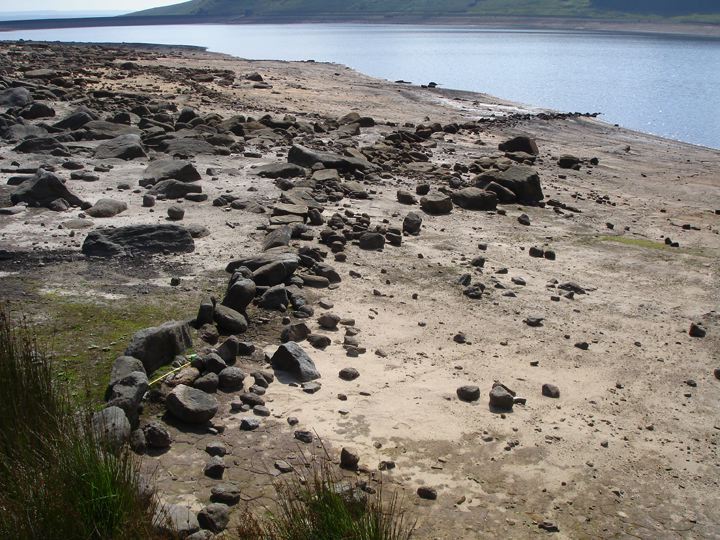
81 224 195 257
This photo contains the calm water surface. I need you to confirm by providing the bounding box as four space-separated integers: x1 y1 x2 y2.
1 24 719 148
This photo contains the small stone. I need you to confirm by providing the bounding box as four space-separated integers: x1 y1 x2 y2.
240 417 260 431
456 385 480 402
205 441 227 457
294 430 314 443
203 456 225 479
689 322 706 338
339 367 360 381
417 486 437 500
274 460 293 473
542 383 560 398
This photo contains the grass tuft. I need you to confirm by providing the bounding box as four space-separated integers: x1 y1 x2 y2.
239 452 416 540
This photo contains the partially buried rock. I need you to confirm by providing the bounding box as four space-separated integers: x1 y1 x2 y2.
214 304 248 335
92 406 131 449
271 342 321 382
142 159 201 185
219 367 245 390
318 312 341 330
82 224 195 258
94 134 146 160
498 135 539 155
85 198 127 218
166 385 218 424
451 187 497 211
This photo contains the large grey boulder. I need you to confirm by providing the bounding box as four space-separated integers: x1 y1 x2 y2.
288 144 373 172
197 503 230 533
475 165 543 203
0 87 32 109
166 385 218 424
85 198 127 218
222 278 256 313
94 134 146 160
271 342 320 382
10 169 84 209
142 159 201 186
214 305 248 335
498 135 539 155
125 321 193 374
82 224 195 258
14 136 69 155
92 406 131 448
420 193 453 215
53 108 95 130
451 187 498 211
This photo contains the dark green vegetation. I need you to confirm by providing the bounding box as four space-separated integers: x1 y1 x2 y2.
239 456 416 540
0 306 160 540
135 0 720 23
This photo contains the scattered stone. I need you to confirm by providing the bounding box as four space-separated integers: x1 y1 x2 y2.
542 383 560 398
271 342 321 382
339 367 360 381
457 385 480 402
197 503 230 533
417 486 438 500
340 447 360 470
203 456 226 479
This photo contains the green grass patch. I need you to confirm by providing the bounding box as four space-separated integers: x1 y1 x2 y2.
597 235 671 251
34 292 192 404
0 305 162 539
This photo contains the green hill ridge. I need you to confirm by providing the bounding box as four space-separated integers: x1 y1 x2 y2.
134 0 720 23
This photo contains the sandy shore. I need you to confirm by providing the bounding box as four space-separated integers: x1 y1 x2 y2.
0 41 718 539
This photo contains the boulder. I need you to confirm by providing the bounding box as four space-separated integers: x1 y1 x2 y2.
214 304 248 334
420 194 453 215
252 259 298 287
498 135 539 155
489 384 515 411
475 165 543 203
10 169 83 209
271 342 321 382
125 321 193 374
258 284 289 310
256 162 306 179
222 278 256 313
263 226 292 251
166 385 218 424
197 503 230 533
218 367 245 390
154 504 200 538
451 187 497 211
142 159 201 185
19 102 55 119
143 422 172 449
94 134 146 160
0 87 32 109
210 484 241 505
91 406 131 448
359 232 385 250
53 109 95 130
85 198 127 218
288 144 373 172
14 136 68 155
403 212 422 235
225 250 300 274
82 224 195 258
107 356 146 392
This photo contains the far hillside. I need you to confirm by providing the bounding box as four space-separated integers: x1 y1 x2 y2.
133 0 720 23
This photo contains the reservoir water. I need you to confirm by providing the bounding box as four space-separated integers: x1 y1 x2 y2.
1 23 719 148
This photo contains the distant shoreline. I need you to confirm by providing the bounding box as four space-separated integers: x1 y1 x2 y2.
0 15 719 40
